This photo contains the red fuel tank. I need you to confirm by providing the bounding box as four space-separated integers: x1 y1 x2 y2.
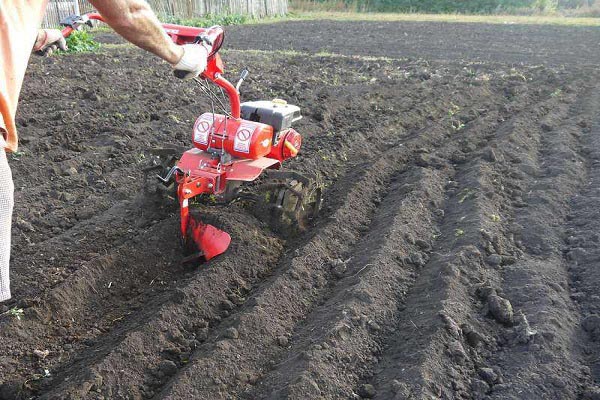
192 113 274 160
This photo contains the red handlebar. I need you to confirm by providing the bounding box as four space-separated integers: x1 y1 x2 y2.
61 12 239 118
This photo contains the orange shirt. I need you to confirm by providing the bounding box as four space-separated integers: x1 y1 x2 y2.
0 0 48 152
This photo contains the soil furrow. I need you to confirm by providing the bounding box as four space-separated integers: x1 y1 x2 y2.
246 74 538 398
564 86 600 397
30 207 283 399
475 80 594 399
368 83 579 399
251 165 449 399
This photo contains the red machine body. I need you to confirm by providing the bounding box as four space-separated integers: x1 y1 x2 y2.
62 13 304 261
193 113 273 159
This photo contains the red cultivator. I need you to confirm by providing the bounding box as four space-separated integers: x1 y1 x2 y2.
62 14 321 262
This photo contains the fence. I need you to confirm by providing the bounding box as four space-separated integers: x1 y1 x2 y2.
42 0 288 28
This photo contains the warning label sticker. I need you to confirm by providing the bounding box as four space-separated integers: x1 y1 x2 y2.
194 115 213 145
234 122 255 153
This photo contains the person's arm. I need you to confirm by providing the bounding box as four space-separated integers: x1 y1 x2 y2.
88 0 183 64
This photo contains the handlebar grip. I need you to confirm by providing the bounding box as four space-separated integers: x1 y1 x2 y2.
174 70 190 79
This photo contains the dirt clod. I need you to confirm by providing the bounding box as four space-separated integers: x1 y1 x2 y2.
471 379 490 397
33 349 49 359
440 313 462 339
478 367 498 384
415 239 431 251
447 340 467 364
486 254 502 267
158 360 177 377
330 258 347 278
224 327 239 339
358 383 376 398
476 285 496 300
276 336 289 347
487 294 514 325
462 323 487 348
512 311 538 344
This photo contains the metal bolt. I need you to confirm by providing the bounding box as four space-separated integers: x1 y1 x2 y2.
207 183 214 189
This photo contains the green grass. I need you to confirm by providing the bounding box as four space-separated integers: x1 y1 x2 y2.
65 30 101 53
280 11 600 26
161 13 250 27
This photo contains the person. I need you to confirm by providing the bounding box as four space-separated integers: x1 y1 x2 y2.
0 0 211 303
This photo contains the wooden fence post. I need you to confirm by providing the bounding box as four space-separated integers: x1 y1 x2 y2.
41 0 288 28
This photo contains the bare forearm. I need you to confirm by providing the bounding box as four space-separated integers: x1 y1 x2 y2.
88 0 183 64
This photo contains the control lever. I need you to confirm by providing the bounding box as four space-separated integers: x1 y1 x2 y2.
60 14 93 30
235 69 249 92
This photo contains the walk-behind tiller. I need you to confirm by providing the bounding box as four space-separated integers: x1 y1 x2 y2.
61 13 321 262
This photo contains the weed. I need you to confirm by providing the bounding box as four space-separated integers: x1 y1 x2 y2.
465 68 477 77
455 228 465 237
490 214 501 222
458 188 474 203
448 102 460 117
65 30 100 53
2 307 24 320
451 120 466 131
8 151 24 161
550 88 563 97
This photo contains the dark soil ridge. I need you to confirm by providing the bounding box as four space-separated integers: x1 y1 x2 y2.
369 81 587 399
481 80 592 399
565 86 600 396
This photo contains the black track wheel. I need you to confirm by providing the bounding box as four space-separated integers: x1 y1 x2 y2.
251 171 322 236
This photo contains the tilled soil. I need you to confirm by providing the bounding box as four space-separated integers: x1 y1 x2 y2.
1 20 600 400
226 20 600 66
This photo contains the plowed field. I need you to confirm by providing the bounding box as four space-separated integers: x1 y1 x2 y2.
1 20 600 400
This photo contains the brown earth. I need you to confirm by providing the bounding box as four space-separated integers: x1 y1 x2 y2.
0 20 600 400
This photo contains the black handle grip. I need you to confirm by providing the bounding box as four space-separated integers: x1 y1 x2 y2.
174 70 189 79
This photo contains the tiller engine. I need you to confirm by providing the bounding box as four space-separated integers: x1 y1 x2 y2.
62 14 321 262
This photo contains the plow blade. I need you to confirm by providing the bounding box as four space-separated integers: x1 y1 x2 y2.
189 218 231 260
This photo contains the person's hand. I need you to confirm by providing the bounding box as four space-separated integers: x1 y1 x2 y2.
172 44 211 79
33 29 67 56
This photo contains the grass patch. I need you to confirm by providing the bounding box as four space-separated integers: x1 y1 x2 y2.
65 30 101 53
161 13 250 27
281 11 600 26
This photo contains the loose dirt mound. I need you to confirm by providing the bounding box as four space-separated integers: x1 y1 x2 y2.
1 21 600 400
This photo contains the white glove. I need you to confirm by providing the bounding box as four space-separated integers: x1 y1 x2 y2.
172 44 210 79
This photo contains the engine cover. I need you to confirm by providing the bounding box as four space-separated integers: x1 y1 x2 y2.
241 99 301 132
192 113 274 160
